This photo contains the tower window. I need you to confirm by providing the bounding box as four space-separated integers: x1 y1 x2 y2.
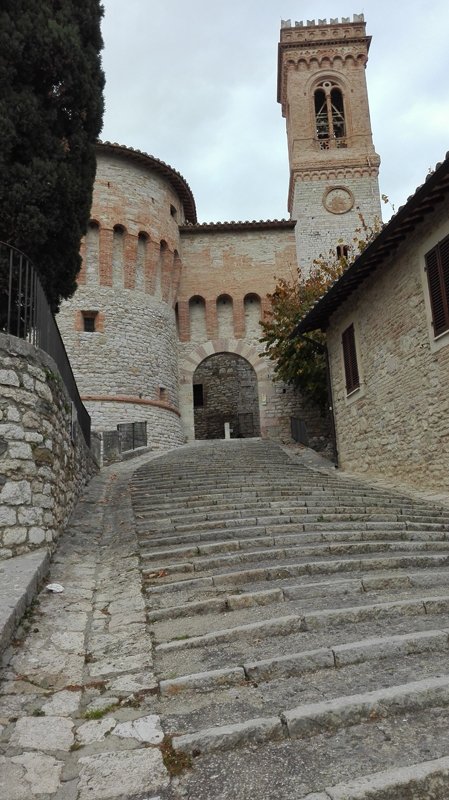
82 311 98 332
314 82 347 149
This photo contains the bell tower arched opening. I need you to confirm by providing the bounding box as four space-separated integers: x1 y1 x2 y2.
193 352 260 440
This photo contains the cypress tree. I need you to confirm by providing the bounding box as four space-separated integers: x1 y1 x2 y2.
0 0 105 311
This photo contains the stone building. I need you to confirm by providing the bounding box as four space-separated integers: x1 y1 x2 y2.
295 154 449 490
57 14 382 452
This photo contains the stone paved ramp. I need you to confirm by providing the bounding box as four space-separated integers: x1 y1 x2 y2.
0 456 169 800
2 439 449 799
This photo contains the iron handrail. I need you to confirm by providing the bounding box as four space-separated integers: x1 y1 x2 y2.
0 241 91 446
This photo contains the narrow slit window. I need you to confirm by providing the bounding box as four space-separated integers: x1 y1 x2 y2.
425 235 449 337
342 324 360 394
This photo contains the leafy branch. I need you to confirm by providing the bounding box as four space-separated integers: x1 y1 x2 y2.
260 209 386 412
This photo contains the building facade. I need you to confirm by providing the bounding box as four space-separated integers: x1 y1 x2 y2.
57 14 382 452
295 155 449 490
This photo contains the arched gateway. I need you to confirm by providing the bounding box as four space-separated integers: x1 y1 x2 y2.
193 353 260 439
178 339 269 443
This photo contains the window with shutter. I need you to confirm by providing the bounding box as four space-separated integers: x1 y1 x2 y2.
425 235 449 337
342 324 360 394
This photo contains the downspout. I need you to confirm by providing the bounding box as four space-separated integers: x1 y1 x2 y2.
295 332 339 467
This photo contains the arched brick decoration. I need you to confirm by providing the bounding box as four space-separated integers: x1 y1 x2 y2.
180 339 269 382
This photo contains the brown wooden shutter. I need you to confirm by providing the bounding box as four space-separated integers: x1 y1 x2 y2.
425 235 449 336
342 324 360 394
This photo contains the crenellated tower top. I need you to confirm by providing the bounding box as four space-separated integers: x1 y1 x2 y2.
277 13 381 272
278 14 370 114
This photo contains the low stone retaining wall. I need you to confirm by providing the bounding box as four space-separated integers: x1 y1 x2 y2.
0 333 97 560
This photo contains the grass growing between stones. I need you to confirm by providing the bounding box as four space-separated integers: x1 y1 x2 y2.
82 703 118 720
160 735 192 776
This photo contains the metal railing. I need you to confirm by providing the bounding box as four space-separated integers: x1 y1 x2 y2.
315 136 348 150
0 241 91 446
117 421 148 452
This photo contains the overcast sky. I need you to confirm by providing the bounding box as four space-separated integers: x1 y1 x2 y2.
100 1 449 224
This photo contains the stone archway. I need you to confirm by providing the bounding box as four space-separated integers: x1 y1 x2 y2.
193 352 261 439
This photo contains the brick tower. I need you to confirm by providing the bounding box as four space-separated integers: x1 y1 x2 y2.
278 14 381 272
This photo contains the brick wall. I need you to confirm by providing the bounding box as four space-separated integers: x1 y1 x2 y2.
177 225 331 451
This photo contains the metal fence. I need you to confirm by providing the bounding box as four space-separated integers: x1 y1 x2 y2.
0 241 91 446
117 421 148 452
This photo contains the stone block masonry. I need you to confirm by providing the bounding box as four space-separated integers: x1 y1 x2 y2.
0 333 97 560
326 205 449 491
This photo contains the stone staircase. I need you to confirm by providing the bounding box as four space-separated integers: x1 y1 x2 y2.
131 439 449 800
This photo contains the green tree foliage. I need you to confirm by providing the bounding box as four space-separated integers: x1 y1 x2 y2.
260 213 384 412
0 0 105 311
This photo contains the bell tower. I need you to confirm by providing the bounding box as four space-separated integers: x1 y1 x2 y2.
278 14 381 272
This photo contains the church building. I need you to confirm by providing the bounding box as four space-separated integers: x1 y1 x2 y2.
57 14 382 453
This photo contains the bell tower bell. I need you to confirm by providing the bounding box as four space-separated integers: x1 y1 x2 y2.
278 14 381 272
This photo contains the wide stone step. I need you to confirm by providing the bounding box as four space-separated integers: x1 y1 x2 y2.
140 536 449 566
299 758 449 800
146 569 449 621
137 527 449 552
170 674 449 755
153 594 449 652
159 628 449 696
144 553 449 594
142 542 449 579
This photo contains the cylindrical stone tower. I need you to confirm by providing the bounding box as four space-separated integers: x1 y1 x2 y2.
57 142 197 449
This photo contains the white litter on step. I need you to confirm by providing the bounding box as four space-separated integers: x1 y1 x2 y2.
46 583 64 593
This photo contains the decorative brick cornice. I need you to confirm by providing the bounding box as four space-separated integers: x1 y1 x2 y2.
179 219 295 234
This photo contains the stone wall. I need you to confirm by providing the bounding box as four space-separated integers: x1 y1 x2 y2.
58 288 184 448
0 334 97 560
326 204 449 490
293 174 382 273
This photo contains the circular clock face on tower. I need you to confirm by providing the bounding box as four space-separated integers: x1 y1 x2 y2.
323 186 354 215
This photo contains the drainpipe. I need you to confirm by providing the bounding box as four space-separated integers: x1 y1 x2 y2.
295 332 339 467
